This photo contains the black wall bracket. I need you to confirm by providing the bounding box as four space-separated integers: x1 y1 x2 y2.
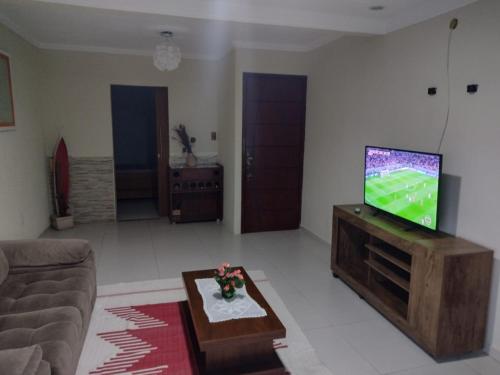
467 84 479 94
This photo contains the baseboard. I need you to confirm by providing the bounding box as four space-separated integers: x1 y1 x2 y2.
488 346 500 362
300 225 330 245
38 223 51 238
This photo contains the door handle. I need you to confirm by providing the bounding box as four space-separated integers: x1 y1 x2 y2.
246 152 254 180
246 153 254 167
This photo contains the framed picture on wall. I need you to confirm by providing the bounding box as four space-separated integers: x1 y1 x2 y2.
0 51 15 129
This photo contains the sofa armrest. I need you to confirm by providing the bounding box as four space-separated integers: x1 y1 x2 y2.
0 239 92 269
0 345 43 375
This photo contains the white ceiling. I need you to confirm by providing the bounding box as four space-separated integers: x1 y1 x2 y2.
0 0 477 60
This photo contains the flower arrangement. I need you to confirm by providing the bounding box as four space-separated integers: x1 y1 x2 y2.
172 124 195 153
172 124 197 167
214 263 245 300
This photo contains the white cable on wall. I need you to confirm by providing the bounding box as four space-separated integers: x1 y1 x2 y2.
437 18 458 154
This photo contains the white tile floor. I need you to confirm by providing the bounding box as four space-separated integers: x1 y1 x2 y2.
116 199 159 221
42 220 500 375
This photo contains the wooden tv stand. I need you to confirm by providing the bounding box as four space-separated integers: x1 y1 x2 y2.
331 204 493 358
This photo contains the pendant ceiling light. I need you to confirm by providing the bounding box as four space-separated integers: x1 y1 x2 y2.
153 31 181 72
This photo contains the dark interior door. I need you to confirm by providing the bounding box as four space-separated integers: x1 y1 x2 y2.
155 87 169 217
242 73 307 233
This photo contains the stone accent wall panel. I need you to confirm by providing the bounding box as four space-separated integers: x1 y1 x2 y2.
69 157 116 223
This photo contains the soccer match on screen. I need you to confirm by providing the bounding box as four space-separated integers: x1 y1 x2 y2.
364 147 441 230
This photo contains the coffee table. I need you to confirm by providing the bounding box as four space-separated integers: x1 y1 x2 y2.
182 267 287 374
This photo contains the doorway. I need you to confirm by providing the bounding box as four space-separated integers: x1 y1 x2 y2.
241 73 307 233
111 85 169 221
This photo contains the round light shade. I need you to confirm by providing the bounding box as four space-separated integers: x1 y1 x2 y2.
153 42 181 71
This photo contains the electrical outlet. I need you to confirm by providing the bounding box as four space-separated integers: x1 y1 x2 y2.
211 131 217 141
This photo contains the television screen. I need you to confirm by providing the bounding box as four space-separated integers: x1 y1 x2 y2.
364 146 442 231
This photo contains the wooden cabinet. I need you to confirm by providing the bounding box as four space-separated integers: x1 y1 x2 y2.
331 204 493 358
169 164 223 223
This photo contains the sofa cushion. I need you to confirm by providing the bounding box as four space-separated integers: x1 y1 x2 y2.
0 239 91 269
0 322 79 375
0 306 83 335
36 360 51 375
0 321 80 352
37 340 73 375
0 345 43 375
0 248 8 285
0 291 91 324
23 345 44 375
0 262 95 324
0 266 95 300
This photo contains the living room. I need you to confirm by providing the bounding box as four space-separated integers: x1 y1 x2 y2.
0 0 499 374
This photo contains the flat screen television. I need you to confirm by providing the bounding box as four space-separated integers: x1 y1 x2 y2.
364 146 442 231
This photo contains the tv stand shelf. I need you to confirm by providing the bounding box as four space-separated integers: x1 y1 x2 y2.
365 258 410 291
331 204 493 358
365 244 412 272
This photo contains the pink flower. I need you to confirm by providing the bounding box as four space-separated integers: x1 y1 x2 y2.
231 280 235 287
223 285 230 291
217 263 228 277
223 263 230 268
237 274 244 280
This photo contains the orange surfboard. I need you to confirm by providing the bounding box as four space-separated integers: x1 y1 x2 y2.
53 137 70 217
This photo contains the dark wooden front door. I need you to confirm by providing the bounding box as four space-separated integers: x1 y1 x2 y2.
242 73 307 233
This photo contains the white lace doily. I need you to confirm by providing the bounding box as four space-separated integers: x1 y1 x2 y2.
194 278 267 323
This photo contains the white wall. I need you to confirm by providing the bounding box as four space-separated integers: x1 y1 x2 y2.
217 51 236 232
34 47 311 234
0 25 50 239
39 50 221 159
302 0 500 356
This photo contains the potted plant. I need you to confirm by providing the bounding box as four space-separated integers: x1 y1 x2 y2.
172 124 197 167
214 263 245 300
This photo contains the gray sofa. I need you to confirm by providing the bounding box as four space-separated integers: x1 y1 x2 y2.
0 239 96 375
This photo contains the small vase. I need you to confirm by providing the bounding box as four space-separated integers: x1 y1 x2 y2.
186 152 197 167
221 287 235 300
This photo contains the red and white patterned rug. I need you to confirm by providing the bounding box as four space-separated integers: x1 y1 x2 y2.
77 271 332 375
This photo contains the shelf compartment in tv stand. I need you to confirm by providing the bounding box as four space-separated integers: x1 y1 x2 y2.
366 238 412 318
365 258 410 292
365 243 412 272
369 274 409 319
